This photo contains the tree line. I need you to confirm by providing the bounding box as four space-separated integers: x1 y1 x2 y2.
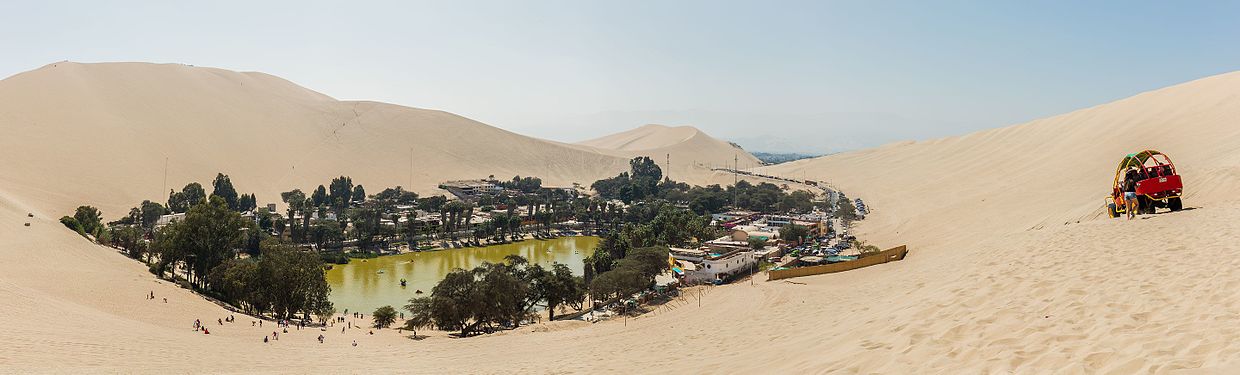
394 254 587 336
61 173 333 321
593 156 825 215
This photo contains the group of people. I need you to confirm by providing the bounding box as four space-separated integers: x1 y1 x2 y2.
254 313 368 346
146 290 167 303
192 319 210 335
190 309 371 347
192 314 240 335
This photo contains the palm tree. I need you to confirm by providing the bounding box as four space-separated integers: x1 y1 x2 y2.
464 203 475 238
505 196 517 239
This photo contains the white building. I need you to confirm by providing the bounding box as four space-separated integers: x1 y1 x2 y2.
684 250 759 285
154 212 186 227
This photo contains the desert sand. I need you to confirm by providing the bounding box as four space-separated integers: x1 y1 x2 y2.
4 63 1240 373
0 62 739 218
573 124 762 184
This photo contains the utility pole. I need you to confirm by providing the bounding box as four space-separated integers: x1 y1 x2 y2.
733 154 739 208
666 153 670 181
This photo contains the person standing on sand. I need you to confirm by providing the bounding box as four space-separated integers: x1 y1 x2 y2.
1124 169 1140 219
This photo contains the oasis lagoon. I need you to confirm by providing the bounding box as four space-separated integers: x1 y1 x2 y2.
325 236 599 314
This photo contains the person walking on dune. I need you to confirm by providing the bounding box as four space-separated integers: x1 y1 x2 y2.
1124 169 1139 219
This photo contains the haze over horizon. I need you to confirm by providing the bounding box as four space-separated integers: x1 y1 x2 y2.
3 1 1239 153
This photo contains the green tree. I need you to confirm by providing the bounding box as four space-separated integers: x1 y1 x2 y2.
207 258 258 309
60 216 84 236
183 182 207 206
351 185 366 204
374 186 419 205
403 297 435 337
780 224 810 245
748 237 768 250
428 268 480 335
237 193 257 212
418 195 448 212
542 263 586 320
110 225 146 260
349 206 383 251
310 220 343 250
178 196 246 289
328 176 354 211
168 189 189 214
254 239 333 319
150 219 186 279
372 305 398 328
281 189 306 241
589 267 645 302
629 156 663 199
73 205 103 237
836 193 858 222
311 185 328 207
140 200 166 229
473 262 528 328
211 173 240 210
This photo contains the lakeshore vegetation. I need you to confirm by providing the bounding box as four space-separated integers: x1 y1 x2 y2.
62 156 833 335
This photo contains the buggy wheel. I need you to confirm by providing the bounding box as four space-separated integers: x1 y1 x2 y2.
1137 196 1154 215
1107 203 1119 218
1169 197 1183 211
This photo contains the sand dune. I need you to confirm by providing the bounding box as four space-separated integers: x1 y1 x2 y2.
577 124 706 151
0 62 637 217
574 124 762 184
766 70 1240 250
5 64 1240 373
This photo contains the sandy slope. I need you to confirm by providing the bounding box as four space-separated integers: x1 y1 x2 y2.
765 70 1240 250
0 62 636 217
573 124 762 184
5 64 1240 373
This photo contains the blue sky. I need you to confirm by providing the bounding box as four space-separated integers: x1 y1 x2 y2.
3 1 1238 153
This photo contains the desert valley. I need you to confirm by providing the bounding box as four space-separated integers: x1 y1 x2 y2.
2 59 1240 374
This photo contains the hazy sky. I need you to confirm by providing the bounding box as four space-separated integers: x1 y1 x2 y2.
3 1 1238 153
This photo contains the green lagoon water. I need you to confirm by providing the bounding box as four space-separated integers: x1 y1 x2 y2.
325 236 599 314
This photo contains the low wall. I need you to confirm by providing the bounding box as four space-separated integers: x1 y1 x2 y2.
767 245 908 281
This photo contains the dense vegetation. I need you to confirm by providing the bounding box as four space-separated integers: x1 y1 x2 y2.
63 174 333 321
207 239 333 319
403 255 585 336
751 151 821 165
592 157 824 215
61 154 831 332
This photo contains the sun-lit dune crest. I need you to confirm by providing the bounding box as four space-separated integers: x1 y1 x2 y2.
575 124 762 183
